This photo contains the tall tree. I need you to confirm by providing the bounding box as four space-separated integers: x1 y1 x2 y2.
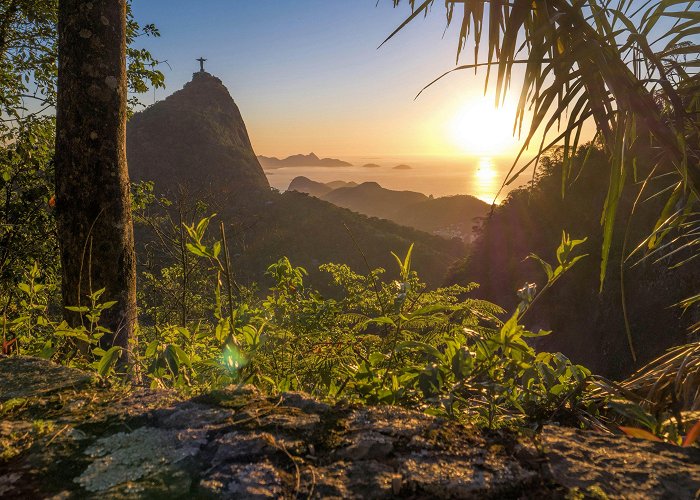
55 0 136 354
0 1 162 305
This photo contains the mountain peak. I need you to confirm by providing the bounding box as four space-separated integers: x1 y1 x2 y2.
127 73 269 195
169 71 241 115
190 70 219 82
186 71 225 90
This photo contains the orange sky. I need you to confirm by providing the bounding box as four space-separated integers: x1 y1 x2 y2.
133 2 595 160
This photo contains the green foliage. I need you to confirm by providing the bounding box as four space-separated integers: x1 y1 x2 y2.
1 262 122 376
0 0 164 130
135 193 216 330
0 116 58 301
521 231 588 317
529 232 588 287
0 2 163 332
450 146 699 376
131 222 595 429
2 210 601 429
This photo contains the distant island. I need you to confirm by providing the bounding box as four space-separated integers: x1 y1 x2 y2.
258 152 352 169
393 164 413 170
362 163 382 168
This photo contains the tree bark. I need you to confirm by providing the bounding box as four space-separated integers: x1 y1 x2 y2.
55 0 136 355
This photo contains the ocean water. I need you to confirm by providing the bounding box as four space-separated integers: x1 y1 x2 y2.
264 155 529 203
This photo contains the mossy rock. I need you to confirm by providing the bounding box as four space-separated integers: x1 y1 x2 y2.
1 357 699 499
0 356 93 402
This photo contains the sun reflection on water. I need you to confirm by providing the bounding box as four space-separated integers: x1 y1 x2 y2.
473 157 499 203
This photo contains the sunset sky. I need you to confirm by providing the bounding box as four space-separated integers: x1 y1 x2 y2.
131 1 532 159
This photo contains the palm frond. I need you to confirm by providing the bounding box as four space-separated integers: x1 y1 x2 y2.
594 342 700 411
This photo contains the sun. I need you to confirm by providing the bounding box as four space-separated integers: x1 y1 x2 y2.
449 97 520 156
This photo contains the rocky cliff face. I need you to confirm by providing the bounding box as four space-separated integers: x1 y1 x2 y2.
1 357 700 499
127 72 269 196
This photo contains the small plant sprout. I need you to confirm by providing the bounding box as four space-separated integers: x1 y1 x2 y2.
521 231 588 318
517 283 537 304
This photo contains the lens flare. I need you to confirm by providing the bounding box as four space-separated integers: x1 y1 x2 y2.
222 344 247 373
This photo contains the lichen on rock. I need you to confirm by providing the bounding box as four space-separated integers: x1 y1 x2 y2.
75 426 207 493
1 357 700 499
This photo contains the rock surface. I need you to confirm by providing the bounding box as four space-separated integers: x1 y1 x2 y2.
1 356 699 499
127 71 270 196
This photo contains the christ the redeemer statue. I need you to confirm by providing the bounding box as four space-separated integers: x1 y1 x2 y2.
197 57 207 73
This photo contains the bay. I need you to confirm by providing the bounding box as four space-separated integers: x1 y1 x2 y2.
264 155 529 203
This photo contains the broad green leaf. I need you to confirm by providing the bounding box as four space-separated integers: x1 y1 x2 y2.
369 352 387 366
364 316 397 328
522 329 551 338
396 340 444 361
65 306 89 313
528 253 553 280
145 340 159 358
168 344 192 369
97 346 122 377
186 243 208 258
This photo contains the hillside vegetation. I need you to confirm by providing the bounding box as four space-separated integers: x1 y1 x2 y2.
323 182 427 219
289 177 489 241
449 147 700 377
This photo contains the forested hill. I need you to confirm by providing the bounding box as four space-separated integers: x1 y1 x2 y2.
289 177 489 241
449 147 700 378
134 185 465 293
127 73 465 291
322 181 427 216
221 190 465 291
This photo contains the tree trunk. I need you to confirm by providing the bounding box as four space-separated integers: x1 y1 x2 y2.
55 0 136 355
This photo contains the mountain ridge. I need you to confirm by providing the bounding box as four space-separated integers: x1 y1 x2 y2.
287 176 489 241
